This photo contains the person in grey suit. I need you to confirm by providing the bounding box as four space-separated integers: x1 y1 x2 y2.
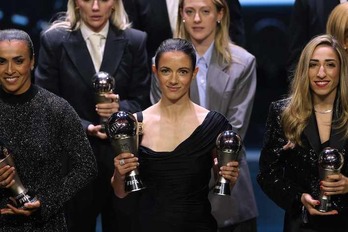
123 0 245 68
35 0 150 231
151 0 257 231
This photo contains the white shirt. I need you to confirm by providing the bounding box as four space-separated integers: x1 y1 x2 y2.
80 21 109 70
195 42 214 108
166 0 179 34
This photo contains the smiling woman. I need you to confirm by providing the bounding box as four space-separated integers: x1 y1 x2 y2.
111 38 239 232
257 34 348 232
0 39 33 95
0 28 97 231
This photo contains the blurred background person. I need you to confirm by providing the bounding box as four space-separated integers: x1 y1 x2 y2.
34 0 150 231
112 38 239 232
326 2 348 51
151 0 257 231
123 0 245 68
258 34 348 232
0 28 97 231
287 0 344 79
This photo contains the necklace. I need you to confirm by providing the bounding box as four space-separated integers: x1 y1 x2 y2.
314 109 333 114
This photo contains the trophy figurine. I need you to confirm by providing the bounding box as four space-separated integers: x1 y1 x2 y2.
0 142 37 208
106 111 145 192
317 147 344 212
92 71 115 132
213 130 242 196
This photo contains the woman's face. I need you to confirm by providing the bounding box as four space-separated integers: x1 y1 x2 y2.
0 40 33 95
153 51 198 102
75 0 115 32
181 0 223 45
309 44 340 103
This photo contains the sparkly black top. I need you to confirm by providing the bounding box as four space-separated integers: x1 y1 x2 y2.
257 99 348 230
0 85 97 231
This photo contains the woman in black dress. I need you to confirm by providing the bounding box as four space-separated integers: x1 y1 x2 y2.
111 38 240 232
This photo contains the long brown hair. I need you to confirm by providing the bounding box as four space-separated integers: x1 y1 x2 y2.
282 34 348 146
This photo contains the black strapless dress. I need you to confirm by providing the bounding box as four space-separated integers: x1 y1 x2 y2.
128 111 231 232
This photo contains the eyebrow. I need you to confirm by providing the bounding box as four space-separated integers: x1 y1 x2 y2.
309 59 337 62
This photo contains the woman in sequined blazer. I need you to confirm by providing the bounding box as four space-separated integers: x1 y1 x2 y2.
257 34 348 232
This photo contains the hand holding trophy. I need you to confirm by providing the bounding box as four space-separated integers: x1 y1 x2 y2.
106 111 145 192
317 147 344 212
214 130 242 196
0 141 37 208
92 71 116 132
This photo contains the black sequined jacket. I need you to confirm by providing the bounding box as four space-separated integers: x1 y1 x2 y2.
257 99 348 216
0 85 97 232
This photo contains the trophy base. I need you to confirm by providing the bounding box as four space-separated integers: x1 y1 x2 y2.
15 190 37 209
213 182 231 196
100 123 106 133
125 175 146 193
317 197 332 212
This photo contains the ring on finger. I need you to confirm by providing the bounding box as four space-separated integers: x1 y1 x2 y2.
115 94 120 103
119 159 125 166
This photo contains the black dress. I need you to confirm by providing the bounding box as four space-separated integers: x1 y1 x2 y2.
129 111 231 232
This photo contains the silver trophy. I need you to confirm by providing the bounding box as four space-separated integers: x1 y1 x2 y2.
317 147 344 212
106 111 145 192
0 142 37 208
213 130 242 196
92 71 115 132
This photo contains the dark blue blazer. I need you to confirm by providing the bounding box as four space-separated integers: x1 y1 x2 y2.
35 25 151 130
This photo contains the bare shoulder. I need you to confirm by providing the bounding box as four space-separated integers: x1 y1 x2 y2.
136 104 161 126
193 103 209 123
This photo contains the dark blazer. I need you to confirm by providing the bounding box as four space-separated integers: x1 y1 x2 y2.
34 24 150 231
257 99 348 231
287 0 340 74
35 25 151 130
123 0 245 61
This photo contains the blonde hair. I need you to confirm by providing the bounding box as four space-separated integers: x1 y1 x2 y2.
175 0 232 66
282 34 348 146
46 0 130 32
326 2 348 49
